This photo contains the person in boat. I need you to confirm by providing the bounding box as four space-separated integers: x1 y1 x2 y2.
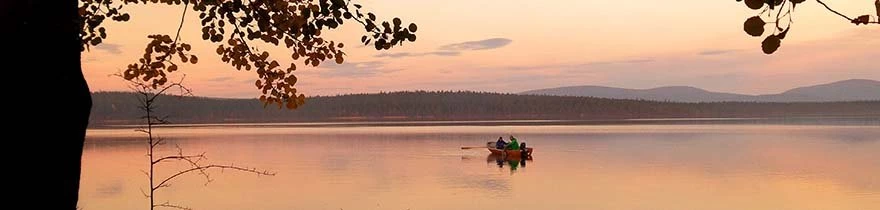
495 136 507 149
506 135 520 150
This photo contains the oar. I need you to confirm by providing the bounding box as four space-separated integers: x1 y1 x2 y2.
460 146 484 149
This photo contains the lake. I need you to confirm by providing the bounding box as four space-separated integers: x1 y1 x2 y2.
81 123 880 210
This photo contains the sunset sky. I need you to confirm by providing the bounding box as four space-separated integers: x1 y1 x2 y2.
82 0 879 98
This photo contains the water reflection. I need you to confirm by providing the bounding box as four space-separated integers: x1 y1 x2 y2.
80 125 880 210
486 154 532 173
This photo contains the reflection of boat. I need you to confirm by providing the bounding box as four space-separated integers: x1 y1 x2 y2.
486 153 532 162
486 154 531 172
486 142 533 158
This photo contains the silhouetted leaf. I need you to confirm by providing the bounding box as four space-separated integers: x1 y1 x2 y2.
168 64 178 72
791 0 806 4
761 35 781 54
777 26 790 39
744 0 763 10
408 23 417 32
286 100 297 109
335 54 343 64
743 16 765 37
768 0 783 10
852 15 870 25
190 55 199 64
90 37 103 45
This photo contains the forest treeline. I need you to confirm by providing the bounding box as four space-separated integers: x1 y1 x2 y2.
90 91 880 126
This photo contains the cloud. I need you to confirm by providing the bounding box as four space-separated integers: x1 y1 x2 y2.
95 181 124 197
374 38 511 58
583 59 655 66
95 43 123 54
207 76 235 82
82 57 99 63
698 49 740 56
375 51 460 58
375 38 512 58
316 61 399 78
506 58 655 71
439 38 512 51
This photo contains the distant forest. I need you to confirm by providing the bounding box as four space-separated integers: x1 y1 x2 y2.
90 91 880 126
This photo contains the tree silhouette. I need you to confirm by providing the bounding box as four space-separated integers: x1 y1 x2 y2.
7 0 416 209
82 0 417 108
738 0 880 54
122 76 274 210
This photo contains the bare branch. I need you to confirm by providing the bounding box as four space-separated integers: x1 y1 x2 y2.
153 164 275 191
815 0 852 21
173 1 188 44
139 187 150 198
815 0 880 24
153 155 205 165
154 201 192 210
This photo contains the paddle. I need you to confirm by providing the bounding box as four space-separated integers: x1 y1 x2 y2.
460 146 484 149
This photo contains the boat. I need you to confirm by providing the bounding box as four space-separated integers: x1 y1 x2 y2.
486 141 533 158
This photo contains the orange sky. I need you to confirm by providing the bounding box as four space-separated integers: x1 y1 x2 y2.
82 0 879 98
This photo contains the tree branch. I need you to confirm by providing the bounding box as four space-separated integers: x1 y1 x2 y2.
154 202 193 210
140 187 150 198
152 154 205 165
174 1 189 44
153 165 275 191
815 0 851 21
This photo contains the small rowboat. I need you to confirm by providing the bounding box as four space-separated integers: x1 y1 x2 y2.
486 142 533 158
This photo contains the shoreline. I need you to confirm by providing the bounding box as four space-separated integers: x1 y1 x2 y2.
89 115 880 129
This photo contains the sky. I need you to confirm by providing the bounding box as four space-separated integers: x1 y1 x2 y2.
82 0 879 98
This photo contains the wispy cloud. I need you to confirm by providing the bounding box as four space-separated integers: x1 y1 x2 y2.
207 76 235 82
583 59 655 66
698 49 740 56
95 43 123 54
439 38 512 51
82 57 99 63
506 58 655 71
375 38 512 58
375 51 460 58
316 61 399 78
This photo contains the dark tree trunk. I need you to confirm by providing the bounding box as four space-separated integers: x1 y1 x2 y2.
5 0 91 209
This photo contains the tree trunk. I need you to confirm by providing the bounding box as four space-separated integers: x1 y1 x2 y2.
6 0 91 209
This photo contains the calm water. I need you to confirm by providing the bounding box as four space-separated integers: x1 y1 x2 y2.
81 124 880 210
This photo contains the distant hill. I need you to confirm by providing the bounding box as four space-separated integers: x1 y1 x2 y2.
520 79 880 102
90 91 879 126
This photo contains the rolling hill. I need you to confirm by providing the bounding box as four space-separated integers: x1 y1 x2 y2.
520 79 880 102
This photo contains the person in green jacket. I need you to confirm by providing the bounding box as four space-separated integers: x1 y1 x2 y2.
505 135 520 150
